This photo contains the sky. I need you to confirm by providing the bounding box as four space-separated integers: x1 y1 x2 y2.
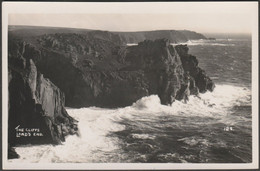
7 2 258 34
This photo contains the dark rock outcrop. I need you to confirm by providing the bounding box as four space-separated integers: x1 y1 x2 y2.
175 45 215 93
124 39 214 105
8 39 78 150
8 26 214 159
9 30 214 108
8 144 20 159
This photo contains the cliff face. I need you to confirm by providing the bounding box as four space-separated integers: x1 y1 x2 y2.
123 39 214 104
175 45 215 93
9 30 214 108
8 40 78 147
7 26 214 159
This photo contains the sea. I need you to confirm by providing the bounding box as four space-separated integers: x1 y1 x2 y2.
9 37 253 163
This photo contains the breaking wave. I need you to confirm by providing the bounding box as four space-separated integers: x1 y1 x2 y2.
9 84 251 163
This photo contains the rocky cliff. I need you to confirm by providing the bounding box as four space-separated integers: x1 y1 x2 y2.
123 39 214 104
8 29 214 108
8 38 78 156
8 27 214 158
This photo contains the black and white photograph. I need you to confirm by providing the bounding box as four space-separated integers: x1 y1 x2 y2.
2 1 259 170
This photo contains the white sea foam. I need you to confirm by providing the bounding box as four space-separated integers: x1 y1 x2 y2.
126 43 138 46
178 136 210 146
132 133 156 140
9 84 251 163
171 40 235 46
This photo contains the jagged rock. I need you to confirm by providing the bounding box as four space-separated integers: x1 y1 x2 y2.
8 29 214 108
8 26 215 159
8 144 19 159
8 41 78 148
175 45 215 93
124 39 213 105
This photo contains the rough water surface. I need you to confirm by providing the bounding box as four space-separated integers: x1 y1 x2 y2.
9 38 252 163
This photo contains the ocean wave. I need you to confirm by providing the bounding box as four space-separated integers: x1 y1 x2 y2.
131 133 156 140
126 84 251 118
9 84 251 163
177 136 210 146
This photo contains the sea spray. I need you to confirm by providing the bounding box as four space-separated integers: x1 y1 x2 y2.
9 84 251 163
